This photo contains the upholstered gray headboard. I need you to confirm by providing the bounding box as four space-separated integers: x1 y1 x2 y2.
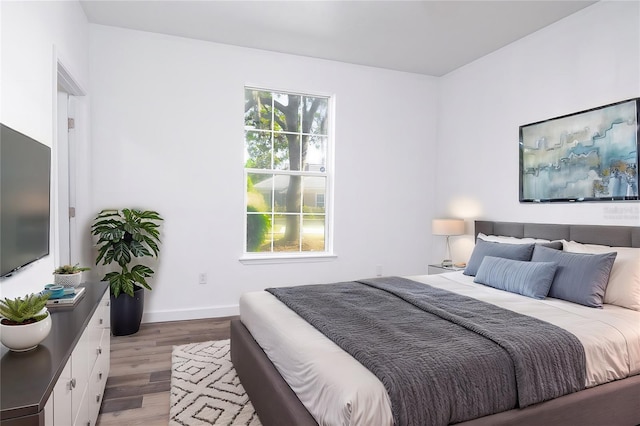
475 221 640 248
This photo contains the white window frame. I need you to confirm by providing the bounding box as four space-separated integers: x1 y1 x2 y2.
241 86 335 263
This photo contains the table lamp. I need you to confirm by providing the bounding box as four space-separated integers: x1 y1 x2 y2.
432 219 465 267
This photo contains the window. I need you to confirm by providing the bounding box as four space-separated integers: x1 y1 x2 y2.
244 87 331 255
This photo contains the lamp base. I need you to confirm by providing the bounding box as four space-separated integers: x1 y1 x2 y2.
441 259 453 267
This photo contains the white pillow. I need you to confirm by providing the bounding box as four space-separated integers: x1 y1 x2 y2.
478 233 552 244
562 240 640 311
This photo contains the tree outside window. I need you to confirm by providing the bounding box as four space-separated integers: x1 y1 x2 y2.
244 88 330 254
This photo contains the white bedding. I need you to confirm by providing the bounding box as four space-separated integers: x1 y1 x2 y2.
239 272 640 426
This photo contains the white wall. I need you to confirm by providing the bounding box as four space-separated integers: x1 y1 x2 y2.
0 1 90 298
437 1 640 262
88 25 439 322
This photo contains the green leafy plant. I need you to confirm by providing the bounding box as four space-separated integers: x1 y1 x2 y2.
53 263 91 274
0 293 50 325
91 209 163 298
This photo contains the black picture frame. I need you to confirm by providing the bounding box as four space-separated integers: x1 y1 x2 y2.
519 98 639 203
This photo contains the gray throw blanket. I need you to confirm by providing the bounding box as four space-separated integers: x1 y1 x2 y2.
267 276 586 426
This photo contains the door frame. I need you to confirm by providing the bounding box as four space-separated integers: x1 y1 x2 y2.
55 58 86 267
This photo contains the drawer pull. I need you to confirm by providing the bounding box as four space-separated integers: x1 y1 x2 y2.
99 372 103 380
70 378 77 389
96 394 101 403
99 318 103 325
106 301 110 307
97 347 102 355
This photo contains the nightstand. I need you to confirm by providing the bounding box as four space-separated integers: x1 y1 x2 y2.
428 264 465 275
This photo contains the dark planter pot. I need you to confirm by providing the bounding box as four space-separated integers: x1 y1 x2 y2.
111 286 144 336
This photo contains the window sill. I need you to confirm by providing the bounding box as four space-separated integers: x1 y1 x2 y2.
239 253 337 265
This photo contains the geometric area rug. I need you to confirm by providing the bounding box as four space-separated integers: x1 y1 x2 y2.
170 340 262 426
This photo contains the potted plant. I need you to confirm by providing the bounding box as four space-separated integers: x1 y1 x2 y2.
0 293 52 352
53 263 91 288
91 209 163 336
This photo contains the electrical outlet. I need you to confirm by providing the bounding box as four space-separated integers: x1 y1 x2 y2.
198 273 207 285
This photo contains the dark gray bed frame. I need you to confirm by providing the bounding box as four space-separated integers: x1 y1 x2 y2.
231 221 640 426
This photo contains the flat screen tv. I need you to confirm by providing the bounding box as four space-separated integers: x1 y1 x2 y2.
1 124 51 277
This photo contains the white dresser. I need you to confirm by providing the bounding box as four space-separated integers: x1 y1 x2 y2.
1 283 110 426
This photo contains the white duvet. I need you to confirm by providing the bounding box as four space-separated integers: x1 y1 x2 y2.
239 272 640 426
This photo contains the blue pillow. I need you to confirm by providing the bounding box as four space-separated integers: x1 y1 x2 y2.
463 239 535 276
531 245 617 308
474 256 558 299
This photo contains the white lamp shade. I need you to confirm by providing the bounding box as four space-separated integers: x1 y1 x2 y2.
432 219 465 236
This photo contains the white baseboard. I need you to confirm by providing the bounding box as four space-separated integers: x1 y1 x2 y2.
142 304 239 323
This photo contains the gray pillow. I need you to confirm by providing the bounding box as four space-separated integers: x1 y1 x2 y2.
463 239 535 276
474 256 558 299
538 241 563 250
531 245 617 308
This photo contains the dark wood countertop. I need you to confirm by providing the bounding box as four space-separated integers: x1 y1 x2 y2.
0 282 108 421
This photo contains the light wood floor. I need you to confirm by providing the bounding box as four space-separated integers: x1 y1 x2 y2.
96 316 237 426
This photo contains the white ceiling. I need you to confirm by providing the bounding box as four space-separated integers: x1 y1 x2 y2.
80 0 597 77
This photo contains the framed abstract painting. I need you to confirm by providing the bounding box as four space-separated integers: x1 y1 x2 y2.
519 98 639 203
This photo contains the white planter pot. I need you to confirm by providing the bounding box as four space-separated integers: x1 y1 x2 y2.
0 310 52 352
54 272 82 288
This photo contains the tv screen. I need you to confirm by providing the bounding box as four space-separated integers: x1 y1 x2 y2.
1 124 51 277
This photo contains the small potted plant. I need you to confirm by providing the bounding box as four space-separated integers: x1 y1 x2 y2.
0 293 52 352
53 263 91 288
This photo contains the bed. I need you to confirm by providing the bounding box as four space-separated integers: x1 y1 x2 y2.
230 221 640 425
